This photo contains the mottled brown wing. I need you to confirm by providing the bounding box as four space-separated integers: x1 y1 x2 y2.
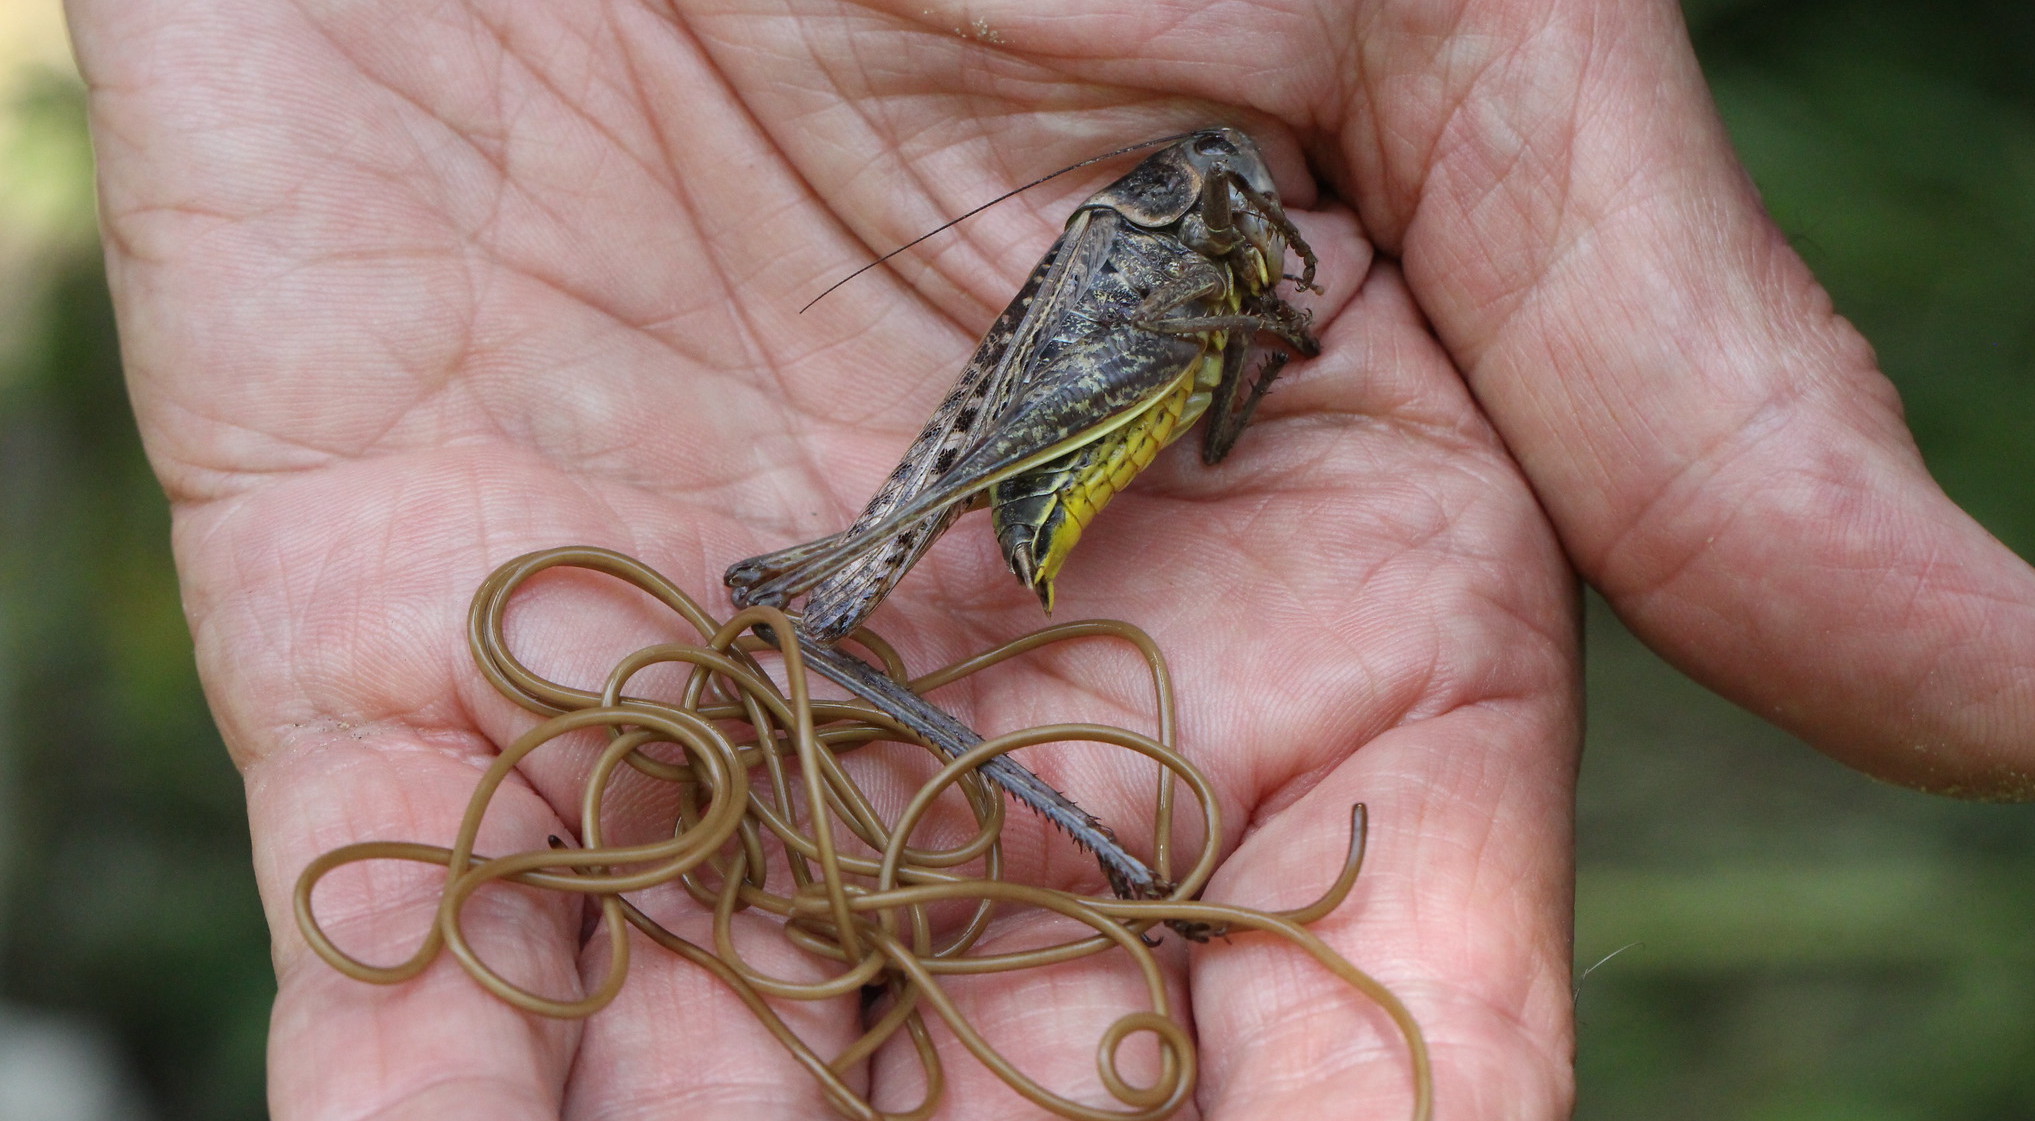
727 276 1209 631
737 209 1117 642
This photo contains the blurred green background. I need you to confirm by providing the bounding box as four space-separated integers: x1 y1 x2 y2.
0 1 2028 1118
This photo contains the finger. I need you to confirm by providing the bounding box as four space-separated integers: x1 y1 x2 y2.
261 728 584 1119
564 902 867 1119
865 907 1200 1120
1179 261 1579 1120
1190 704 1577 1121
1350 0 2035 792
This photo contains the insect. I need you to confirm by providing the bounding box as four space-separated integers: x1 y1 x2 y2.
727 127 1321 899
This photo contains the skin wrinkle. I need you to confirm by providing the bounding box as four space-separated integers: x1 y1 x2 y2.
569 426 720 495
1457 580 1572 705
1517 5 1597 250
142 104 482 474
303 12 517 195
465 386 562 491
1244 671 1405 822
110 198 252 248
1399 23 1615 330
776 321 973 434
488 250 742 383
1297 553 1439 695
984 655 1157 737
1461 86 1554 245
259 734 488 861
1414 569 1567 713
449 131 766 382
1168 411 1446 495
1183 634 1360 761
622 113 822 307
1449 713 1557 883
1271 8 1348 132
1860 548 1961 725
1391 26 1499 244
835 132 1056 325
475 175 676 334
660 195 826 309
1504 331 1633 505
463 6 670 182
1446 882 1549 1038
346 1074 562 1121
1440 996 1570 1113
1203 977 1538 1113
1207 519 1390 667
1865 515 1946 623
612 16 698 227
1012 11 1317 120
1492 169 1666 375
335 318 457 462
1587 379 1832 597
224 499 311 700
777 301 960 423
146 315 419 478
146 395 352 500
1336 63 1422 240
1607 496 1754 640
1428 156 1564 356
579 23 785 380
759 13 956 322
220 493 372 715
1626 469 1959 697
629 141 864 342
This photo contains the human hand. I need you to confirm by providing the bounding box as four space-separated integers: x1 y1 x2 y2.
70 0 2032 1118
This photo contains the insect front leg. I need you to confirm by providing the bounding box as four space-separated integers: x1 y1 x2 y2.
1201 347 1291 465
1253 289 1321 356
1115 253 1318 354
1226 175 1322 294
1138 308 1316 353
1198 285 1320 464
1109 259 1297 345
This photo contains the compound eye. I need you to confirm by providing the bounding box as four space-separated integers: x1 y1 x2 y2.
1194 133 1230 156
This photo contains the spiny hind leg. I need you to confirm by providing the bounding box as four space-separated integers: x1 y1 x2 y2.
728 500 959 611
723 528 856 604
1262 294 1319 356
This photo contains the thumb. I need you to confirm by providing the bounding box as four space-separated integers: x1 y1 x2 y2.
1358 0 2035 794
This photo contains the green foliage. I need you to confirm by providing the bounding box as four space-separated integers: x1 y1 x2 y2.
0 70 271 1121
1699 0 2035 558
1578 593 2035 1119
1574 7 2035 1117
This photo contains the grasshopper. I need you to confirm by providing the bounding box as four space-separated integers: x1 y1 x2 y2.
727 128 1320 900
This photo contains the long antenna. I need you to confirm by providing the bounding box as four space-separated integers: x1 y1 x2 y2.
799 132 1193 314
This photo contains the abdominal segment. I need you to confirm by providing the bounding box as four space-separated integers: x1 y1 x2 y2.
990 340 1226 611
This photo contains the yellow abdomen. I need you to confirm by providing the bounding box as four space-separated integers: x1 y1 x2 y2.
993 336 1229 610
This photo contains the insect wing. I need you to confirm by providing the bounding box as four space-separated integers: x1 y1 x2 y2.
792 211 1116 639
724 212 1096 602
743 313 1207 618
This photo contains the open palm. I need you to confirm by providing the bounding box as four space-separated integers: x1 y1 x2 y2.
72 0 2035 1118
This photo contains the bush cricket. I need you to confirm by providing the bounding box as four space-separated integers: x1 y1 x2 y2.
727 128 1321 899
